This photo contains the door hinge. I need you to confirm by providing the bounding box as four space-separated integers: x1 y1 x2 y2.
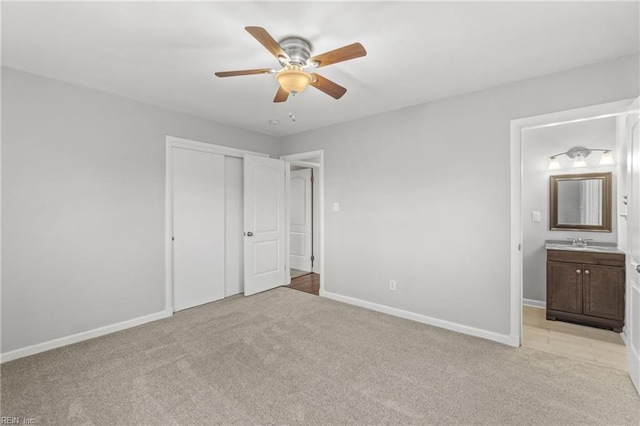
518 243 521 251
172 236 175 241
311 255 315 262
310 175 315 183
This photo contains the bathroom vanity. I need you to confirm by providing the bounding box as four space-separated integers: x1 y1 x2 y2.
546 243 625 332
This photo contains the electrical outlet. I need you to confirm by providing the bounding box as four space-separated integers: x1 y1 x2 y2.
389 279 397 291
531 211 541 222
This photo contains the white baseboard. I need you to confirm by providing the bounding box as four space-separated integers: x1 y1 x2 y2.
620 328 628 345
321 291 519 347
522 298 546 309
0 310 173 363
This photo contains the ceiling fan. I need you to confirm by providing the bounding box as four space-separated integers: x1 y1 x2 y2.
215 26 367 103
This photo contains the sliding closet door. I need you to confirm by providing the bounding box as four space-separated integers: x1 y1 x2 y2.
225 156 244 296
172 147 225 311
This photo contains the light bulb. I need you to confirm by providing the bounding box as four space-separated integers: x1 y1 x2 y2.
548 157 561 170
599 150 615 166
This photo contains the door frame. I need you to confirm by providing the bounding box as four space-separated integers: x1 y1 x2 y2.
164 136 268 311
625 98 640 393
280 150 324 294
509 99 636 347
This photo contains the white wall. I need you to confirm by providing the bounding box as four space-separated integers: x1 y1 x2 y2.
522 117 618 303
616 114 630 252
280 54 639 337
1 67 279 354
3 53 639 355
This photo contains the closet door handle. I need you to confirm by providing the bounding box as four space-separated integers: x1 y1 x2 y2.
584 270 590 275
576 269 582 274
246 231 254 237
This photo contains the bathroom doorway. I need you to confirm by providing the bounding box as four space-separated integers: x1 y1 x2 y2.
510 98 638 382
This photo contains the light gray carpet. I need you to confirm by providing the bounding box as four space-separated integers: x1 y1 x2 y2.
1 287 639 425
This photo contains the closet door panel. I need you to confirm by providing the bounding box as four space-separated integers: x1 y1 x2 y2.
172 147 225 311
225 156 244 296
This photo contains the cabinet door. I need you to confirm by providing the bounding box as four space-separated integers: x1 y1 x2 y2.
547 261 583 314
583 265 625 321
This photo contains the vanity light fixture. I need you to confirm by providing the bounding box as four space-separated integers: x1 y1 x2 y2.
547 146 615 170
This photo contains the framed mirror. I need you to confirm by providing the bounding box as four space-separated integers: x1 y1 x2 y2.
549 172 612 232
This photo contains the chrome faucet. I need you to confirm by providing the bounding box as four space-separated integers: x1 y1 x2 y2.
566 237 592 247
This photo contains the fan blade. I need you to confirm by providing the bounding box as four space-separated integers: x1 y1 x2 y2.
245 26 290 62
215 68 273 77
309 43 366 68
274 86 289 103
310 74 347 99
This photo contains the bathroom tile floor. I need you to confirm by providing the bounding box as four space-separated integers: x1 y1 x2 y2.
522 305 627 371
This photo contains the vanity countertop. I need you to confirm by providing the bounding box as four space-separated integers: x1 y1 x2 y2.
545 240 625 255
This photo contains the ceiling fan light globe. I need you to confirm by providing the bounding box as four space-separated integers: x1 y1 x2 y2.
276 68 312 94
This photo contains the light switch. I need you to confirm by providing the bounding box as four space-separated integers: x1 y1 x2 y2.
531 211 541 222
333 202 340 212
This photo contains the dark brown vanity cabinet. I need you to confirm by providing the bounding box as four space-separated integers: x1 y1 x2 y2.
546 250 625 332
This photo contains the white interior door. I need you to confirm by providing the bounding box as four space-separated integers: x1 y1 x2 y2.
243 154 285 296
172 147 225 311
290 168 312 272
626 97 640 394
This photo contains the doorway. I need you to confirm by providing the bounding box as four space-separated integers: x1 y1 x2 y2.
510 98 640 391
281 150 324 296
521 115 625 369
289 166 315 279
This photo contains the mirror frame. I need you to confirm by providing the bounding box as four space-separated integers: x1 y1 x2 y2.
549 172 612 232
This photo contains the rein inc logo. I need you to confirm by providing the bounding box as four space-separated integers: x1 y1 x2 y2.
1 417 35 425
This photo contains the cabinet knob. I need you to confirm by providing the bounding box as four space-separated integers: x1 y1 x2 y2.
584 270 590 275
576 269 582 274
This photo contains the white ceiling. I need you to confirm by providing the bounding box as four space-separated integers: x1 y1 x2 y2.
2 1 638 137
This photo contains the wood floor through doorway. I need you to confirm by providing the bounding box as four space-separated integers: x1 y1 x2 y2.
286 273 319 295
522 305 626 371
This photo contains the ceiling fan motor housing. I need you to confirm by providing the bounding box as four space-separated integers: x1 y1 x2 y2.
279 36 312 66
